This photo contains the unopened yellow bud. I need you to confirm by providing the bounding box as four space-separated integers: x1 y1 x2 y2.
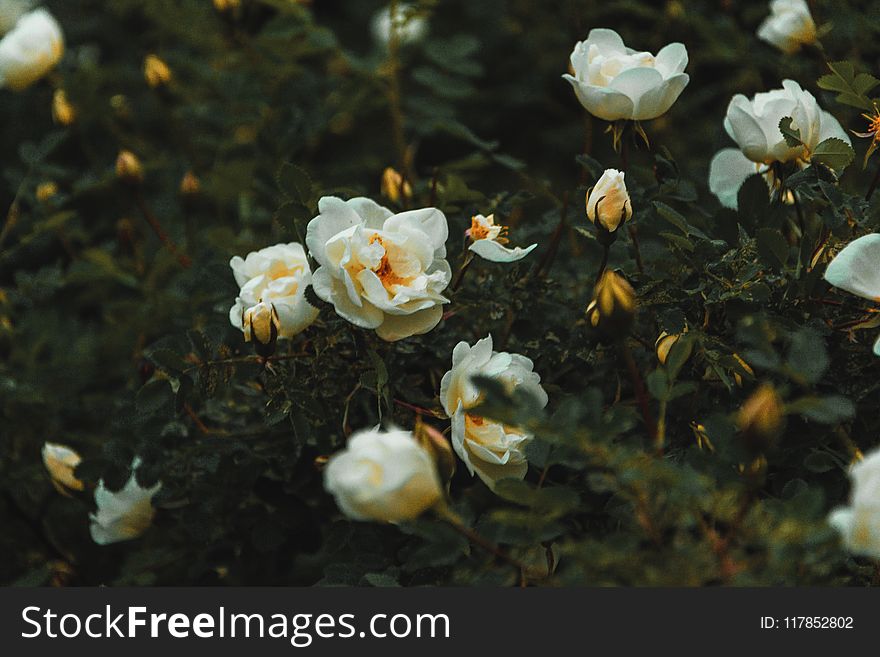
52 89 76 126
213 0 240 11
115 150 143 184
587 270 637 336
144 54 172 88
732 353 754 387
36 181 58 203
243 302 280 357
179 170 200 196
42 443 84 495
737 384 784 453
380 167 412 204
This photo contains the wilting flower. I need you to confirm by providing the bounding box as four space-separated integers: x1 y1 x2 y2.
323 426 442 523
467 214 536 263
229 242 319 342
0 8 63 91
306 196 451 342
380 167 412 205
709 80 850 208
757 0 817 54
586 169 632 233
90 460 161 545
562 28 689 121
439 335 548 489
143 54 172 88
829 448 880 560
587 270 637 335
42 442 83 494
371 3 428 47
823 234 880 356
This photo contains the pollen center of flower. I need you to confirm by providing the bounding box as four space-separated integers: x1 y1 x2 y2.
368 234 408 291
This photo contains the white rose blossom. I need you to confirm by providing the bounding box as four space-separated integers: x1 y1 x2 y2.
757 0 817 54
829 447 880 560
371 3 427 48
439 335 548 490
0 8 63 91
323 426 443 523
708 80 850 209
563 28 689 122
823 233 880 357
42 442 83 494
467 214 536 263
306 196 452 342
229 242 319 342
90 459 161 545
586 168 633 233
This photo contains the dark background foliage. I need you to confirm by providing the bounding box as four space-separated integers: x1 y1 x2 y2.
2 0 880 586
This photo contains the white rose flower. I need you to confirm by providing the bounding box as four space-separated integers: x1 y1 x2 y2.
823 234 880 357
229 242 319 341
439 335 548 490
371 3 427 47
708 80 850 209
0 8 63 91
586 168 633 233
0 0 32 35
467 214 537 263
562 28 689 122
323 426 442 523
306 196 451 342
90 459 161 545
757 0 817 54
829 448 880 560
42 442 83 494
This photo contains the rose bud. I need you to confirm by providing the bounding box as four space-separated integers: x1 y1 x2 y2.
737 384 784 454
115 150 144 184
587 270 637 336
51 89 75 126
143 54 172 88
586 169 632 239
380 166 412 205
242 301 280 358
42 442 84 495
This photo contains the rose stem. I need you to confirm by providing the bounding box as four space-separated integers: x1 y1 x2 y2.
135 189 191 268
595 243 610 283
534 191 569 279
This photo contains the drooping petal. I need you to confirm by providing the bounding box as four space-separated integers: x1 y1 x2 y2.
562 75 635 121
468 238 537 263
375 305 443 342
824 234 880 301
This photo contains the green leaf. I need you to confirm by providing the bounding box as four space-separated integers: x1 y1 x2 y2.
778 117 802 147
817 61 877 110
136 379 174 415
756 227 789 269
654 201 690 236
811 138 854 171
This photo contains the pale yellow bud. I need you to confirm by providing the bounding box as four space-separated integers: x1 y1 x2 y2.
380 167 412 204
213 0 240 11
179 170 200 196
42 442 84 495
144 54 172 88
737 384 784 453
586 168 632 233
242 302 280 356
36 181 58 203
51 89 76 126
115 150 143 183
587 270 637 335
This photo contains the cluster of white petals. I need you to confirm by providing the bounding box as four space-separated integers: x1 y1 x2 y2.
824 234 880 357
306 197 451 342
563 28 689 121
229 242 318 341
757 0 817 54
323 426 442 523
90 460 161 545
829 448 880 559
709 80 850 208
439 335 548 489
0 6 62 90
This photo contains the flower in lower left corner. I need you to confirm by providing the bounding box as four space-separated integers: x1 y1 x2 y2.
829 448 880 560
90 459 161 545
323 426 442 523
823 233 880 357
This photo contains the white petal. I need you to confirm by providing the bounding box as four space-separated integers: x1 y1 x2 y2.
709 148 761 209
824 234 880 301
469 239 537 263
563 74 635 121
374 305 444 341
306 197 363 267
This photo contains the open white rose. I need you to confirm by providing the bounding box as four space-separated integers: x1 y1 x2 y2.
829 448 880 560
757 0 817 54
0 0 32 35
324 426 442 523
229 242 319 341
42 442 83 494
306 196 451 342
0 8 63 91
824 234 880 357
371 3 427 47
563 28 689 122
586 168 632 233
439 335 548 489
709 80 850 209
90 460 161 545
467 214 536 263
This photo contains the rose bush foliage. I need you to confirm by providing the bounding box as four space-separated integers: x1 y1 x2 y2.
2 0 880 586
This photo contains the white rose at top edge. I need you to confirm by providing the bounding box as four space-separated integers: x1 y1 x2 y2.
90 459 161 545
823 233 880 357
0 8 63 91
757 0 817 54
439 335 548 490
829 447 880 559
323 426 442 523
562 28 689 121
305 196 452 342
229 242 319 340
708 80 850 209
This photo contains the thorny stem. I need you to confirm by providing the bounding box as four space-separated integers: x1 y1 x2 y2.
619 340 658 445
627 225 645 277
451 252 474 291
135 189 191 268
